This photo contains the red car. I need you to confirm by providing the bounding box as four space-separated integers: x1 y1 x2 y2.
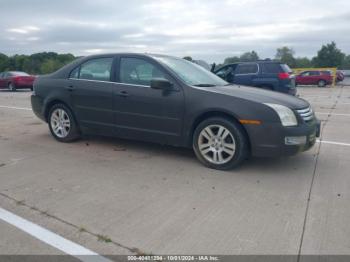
0 71 36 91
296 70 333 87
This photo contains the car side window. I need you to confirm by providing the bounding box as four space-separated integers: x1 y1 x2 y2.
119 57 167 86
236 64 258 74
309 71 320 76
301 71 310 76
261 64 281 73
0 73 3 78
75 58 113 81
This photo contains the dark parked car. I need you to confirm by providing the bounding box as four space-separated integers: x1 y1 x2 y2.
31 54 320 170
0 71 35 91
214 61 296 95
296 70 332 87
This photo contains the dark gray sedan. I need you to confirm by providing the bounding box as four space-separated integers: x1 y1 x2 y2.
31 53 320 170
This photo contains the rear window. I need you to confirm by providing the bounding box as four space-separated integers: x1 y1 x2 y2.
280 64 292 73
309 71 320 76
261 63 283 74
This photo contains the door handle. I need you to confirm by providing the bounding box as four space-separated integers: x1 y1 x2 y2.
65 85 74 91
117 90 129 97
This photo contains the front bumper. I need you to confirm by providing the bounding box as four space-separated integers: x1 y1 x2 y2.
31 94 46 121
247 119 320 157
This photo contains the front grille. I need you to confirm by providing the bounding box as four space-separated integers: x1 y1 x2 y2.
296 107 314 122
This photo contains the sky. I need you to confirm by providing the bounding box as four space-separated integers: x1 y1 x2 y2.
0 0 349 63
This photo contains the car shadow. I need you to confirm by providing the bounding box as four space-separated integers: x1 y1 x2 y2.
75 134 315 174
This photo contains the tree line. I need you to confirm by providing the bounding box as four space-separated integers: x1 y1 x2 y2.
1 42 349 75
0 52 76 75
186 42 350 70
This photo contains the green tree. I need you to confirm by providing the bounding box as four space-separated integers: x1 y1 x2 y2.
295 57 312 68
223 56 240 65
0 52 76 74
239 51 259 62
275 46 296 67
40 59 63 74
183 56 193 61
313 41 345 68
341 55 350 69
0 53 9 71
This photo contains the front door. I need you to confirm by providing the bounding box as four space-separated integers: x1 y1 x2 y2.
112 56 184 145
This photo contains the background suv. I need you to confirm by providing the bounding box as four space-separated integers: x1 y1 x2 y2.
213 61 296 95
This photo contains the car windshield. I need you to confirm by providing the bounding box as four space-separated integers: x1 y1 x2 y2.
153 56 228 86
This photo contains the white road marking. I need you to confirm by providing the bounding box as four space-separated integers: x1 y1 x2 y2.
317 139 350 147
0 207 111 262
0 105 32 111
316 112 350 116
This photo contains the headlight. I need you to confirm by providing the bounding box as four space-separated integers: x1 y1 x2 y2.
264 103 297 127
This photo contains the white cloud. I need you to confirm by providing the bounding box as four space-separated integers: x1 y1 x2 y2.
0 0 349 62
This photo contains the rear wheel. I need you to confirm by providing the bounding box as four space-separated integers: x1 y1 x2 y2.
193 117 249 170
8 83 16 92
318 80 326 87
48 104 80 142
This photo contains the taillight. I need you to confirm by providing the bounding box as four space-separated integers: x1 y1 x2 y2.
278 72 290 80
13 76 21 83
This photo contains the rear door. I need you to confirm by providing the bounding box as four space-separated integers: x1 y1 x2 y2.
233 63 258 86
309 71 321 84
68 57 115 132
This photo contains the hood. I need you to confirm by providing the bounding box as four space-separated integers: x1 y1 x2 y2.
200 85 309 109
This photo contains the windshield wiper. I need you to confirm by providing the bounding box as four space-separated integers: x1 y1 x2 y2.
193 84 216 87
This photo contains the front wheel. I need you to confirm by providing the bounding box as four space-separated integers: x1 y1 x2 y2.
193 117 249 170
48 104 80 142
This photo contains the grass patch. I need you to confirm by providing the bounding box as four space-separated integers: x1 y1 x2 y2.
97 234 112 243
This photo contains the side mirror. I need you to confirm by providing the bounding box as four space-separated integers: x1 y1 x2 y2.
150 78 173 90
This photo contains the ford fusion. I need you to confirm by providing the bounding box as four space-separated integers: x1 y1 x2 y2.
31 54 320 170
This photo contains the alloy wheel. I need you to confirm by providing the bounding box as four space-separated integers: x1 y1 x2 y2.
50 108 71 138
198 124 236 164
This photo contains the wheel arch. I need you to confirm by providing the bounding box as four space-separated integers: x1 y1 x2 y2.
44 99 75 122
188 110 251 151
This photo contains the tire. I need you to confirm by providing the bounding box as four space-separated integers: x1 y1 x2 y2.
8 83 16 92
318 80 326 87
48 103 80 142
193 117 249 170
